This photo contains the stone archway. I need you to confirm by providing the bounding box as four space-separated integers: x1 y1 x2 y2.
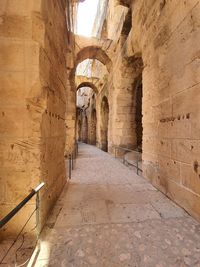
100 96 109 152
76 46 112 73
70 35 113 81
74 35 113 72
77 82 98 94
76 75 99 93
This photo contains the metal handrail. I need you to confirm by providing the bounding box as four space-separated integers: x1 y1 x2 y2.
115 145 141 154
69 154 72 179
114 146 142 175
68 142 79 179
0 182 45 228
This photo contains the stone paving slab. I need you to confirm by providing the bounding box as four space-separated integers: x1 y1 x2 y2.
55 199 110 227
31 143 200 267
35 218 200 267
108 203 161 222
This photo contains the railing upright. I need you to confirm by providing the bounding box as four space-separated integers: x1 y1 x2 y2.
68 142 78 180
69 154 72 179
114 146 142 175
71 153 74 170
0 182 45 229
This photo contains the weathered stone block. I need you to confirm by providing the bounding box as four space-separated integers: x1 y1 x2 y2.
158 157 181 183
0 40 24 71
172 139 200 164
181 163 200 195
0 15 32 39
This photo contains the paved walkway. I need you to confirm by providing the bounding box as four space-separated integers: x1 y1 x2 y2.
32 143 200 267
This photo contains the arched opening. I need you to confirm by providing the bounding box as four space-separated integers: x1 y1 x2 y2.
76 86 97 145
77 82 98 94
76 87 94 109
78 119 81 141
81 114 88 143
135 74 143 151
74 47 111 150
100 96 109 152
75 57 108 148
121 57 143 173
113 55 143 170
70 45 112 81
90 109 97 145
76 46 112 73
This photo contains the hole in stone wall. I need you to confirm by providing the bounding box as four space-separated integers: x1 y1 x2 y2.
117 0 131 7
194 161 199 173
121 9 132 37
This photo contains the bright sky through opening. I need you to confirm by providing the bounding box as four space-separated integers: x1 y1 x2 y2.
77 0 99 37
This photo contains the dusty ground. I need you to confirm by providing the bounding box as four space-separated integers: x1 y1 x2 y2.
30 143 200 267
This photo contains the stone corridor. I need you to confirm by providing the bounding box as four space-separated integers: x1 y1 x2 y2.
1 0 200 266
31 144 200 267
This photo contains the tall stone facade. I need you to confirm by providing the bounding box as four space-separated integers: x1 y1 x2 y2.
129 0 200 221
0 0 76 239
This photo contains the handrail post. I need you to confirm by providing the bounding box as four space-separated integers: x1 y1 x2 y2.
74 143 76 159
72 153 74 170
136 152 139 175
36 191 40 237
0 182 45 229
69 154 71 179
114 145 142 175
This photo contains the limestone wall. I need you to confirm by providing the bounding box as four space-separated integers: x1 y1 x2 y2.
65 78 77 156
0 0 74 238
129 0 200 220
0 0 41 239
39 0 70 231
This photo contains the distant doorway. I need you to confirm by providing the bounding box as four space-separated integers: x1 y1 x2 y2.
82 115 88 143
90 109 97 145
135 74 143 151
101 96 109 152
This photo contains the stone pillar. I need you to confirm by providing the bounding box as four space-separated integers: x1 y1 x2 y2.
109 49 143 154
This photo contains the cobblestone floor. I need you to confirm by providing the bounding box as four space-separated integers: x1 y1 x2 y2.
32 143 200 267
